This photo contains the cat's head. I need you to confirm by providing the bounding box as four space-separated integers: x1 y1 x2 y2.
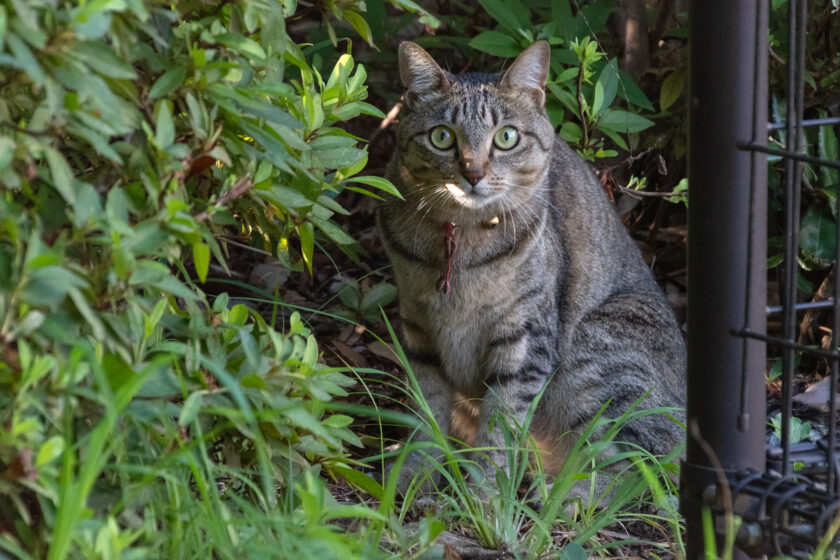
394 41 554 221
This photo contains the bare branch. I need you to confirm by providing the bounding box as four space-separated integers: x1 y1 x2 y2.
194 173 253 222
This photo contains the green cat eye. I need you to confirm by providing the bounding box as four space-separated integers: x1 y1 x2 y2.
493 126 519 150
429 125 455 149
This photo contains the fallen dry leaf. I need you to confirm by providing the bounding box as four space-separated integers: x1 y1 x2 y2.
332 340 370 368
366 340 403 367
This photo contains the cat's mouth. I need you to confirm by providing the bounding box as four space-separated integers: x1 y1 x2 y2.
443 182 499 209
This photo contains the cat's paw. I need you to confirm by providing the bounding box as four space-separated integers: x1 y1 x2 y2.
388 453 441 497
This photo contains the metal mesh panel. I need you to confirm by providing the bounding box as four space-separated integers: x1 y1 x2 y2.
685 0 840 557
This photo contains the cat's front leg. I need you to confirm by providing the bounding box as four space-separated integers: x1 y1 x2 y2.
392 318 454 495
473 325 551 486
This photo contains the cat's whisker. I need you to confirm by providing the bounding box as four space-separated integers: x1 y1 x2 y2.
502 191 560 257
413 187 450 254
501 181 564 218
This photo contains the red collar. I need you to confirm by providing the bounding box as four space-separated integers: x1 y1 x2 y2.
437 221 457 294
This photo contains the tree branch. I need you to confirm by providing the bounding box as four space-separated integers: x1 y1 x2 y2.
194 173 253 222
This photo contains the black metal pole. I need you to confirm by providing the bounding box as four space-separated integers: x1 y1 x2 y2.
684 1 767 559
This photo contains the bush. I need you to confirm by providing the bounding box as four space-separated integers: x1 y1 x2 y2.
0 0 400 556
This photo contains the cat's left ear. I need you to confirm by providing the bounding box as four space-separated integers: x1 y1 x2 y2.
500 41 550 106
399 42 450 108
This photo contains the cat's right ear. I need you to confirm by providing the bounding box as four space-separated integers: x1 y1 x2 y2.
500 41 550 106
399 42 449 108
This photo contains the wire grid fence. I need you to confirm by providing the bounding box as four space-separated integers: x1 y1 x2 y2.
697 0 840 557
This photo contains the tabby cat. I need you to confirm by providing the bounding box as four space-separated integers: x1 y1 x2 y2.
377 40 686 496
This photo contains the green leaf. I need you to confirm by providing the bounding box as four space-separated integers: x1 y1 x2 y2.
44 147 76 203
67 287 106 339
229 304 249 327
361 282 397 323
215 33 266 62
592 59 618 117
390 0 441 29
559 121 582 144
424 519 447 548
254 186 313 209
0 136 13 170
477 0 530 35
193 242 210 283
179 391 203 426
818 110 839 189
332 464 384 500
235 326 260 370
768 353 799 381
592 81 604 119
660 67 686 111
316 194 350 216
154 100 175 148
149 66 187 100
615 68 654 111
558 542 588 560
71 183 102 227
551 0 575 44
597 109 654 133
343 10 373 45
302 334 319 367
284 406 339 447
469 31 522 58
0 7 7 53
299 222 314 274
799 205 837 270
67 41 137 79
323 414 354 428
597 124 628 150
36 436 65 467
578 0 613 37
767 253 784 268
130 261 198 300
21 266 87 307
825 184 838 218
310 216 355 246
555 67 578 84
338 282 361 310
6 32 45 87
348 175 402 199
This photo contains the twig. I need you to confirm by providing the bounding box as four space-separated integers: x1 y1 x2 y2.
618 185 687 199
649 0 674 50
798 268 835 345
368 102 402 149
193 173 253 222
0 121 56 138
689 419 738 559
605 147 656 171
575 65 589 148
218 236 272 257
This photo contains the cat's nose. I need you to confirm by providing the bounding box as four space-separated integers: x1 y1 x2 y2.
462 169 485 186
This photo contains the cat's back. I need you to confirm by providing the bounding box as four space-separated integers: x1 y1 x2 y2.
541 139 664 316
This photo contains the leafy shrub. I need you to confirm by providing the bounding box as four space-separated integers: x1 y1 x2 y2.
0 0 402 556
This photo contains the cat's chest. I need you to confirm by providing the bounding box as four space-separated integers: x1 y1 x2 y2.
410 286 509 393
391 223 521 294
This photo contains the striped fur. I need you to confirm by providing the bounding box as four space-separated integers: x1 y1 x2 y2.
379 41 686 494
